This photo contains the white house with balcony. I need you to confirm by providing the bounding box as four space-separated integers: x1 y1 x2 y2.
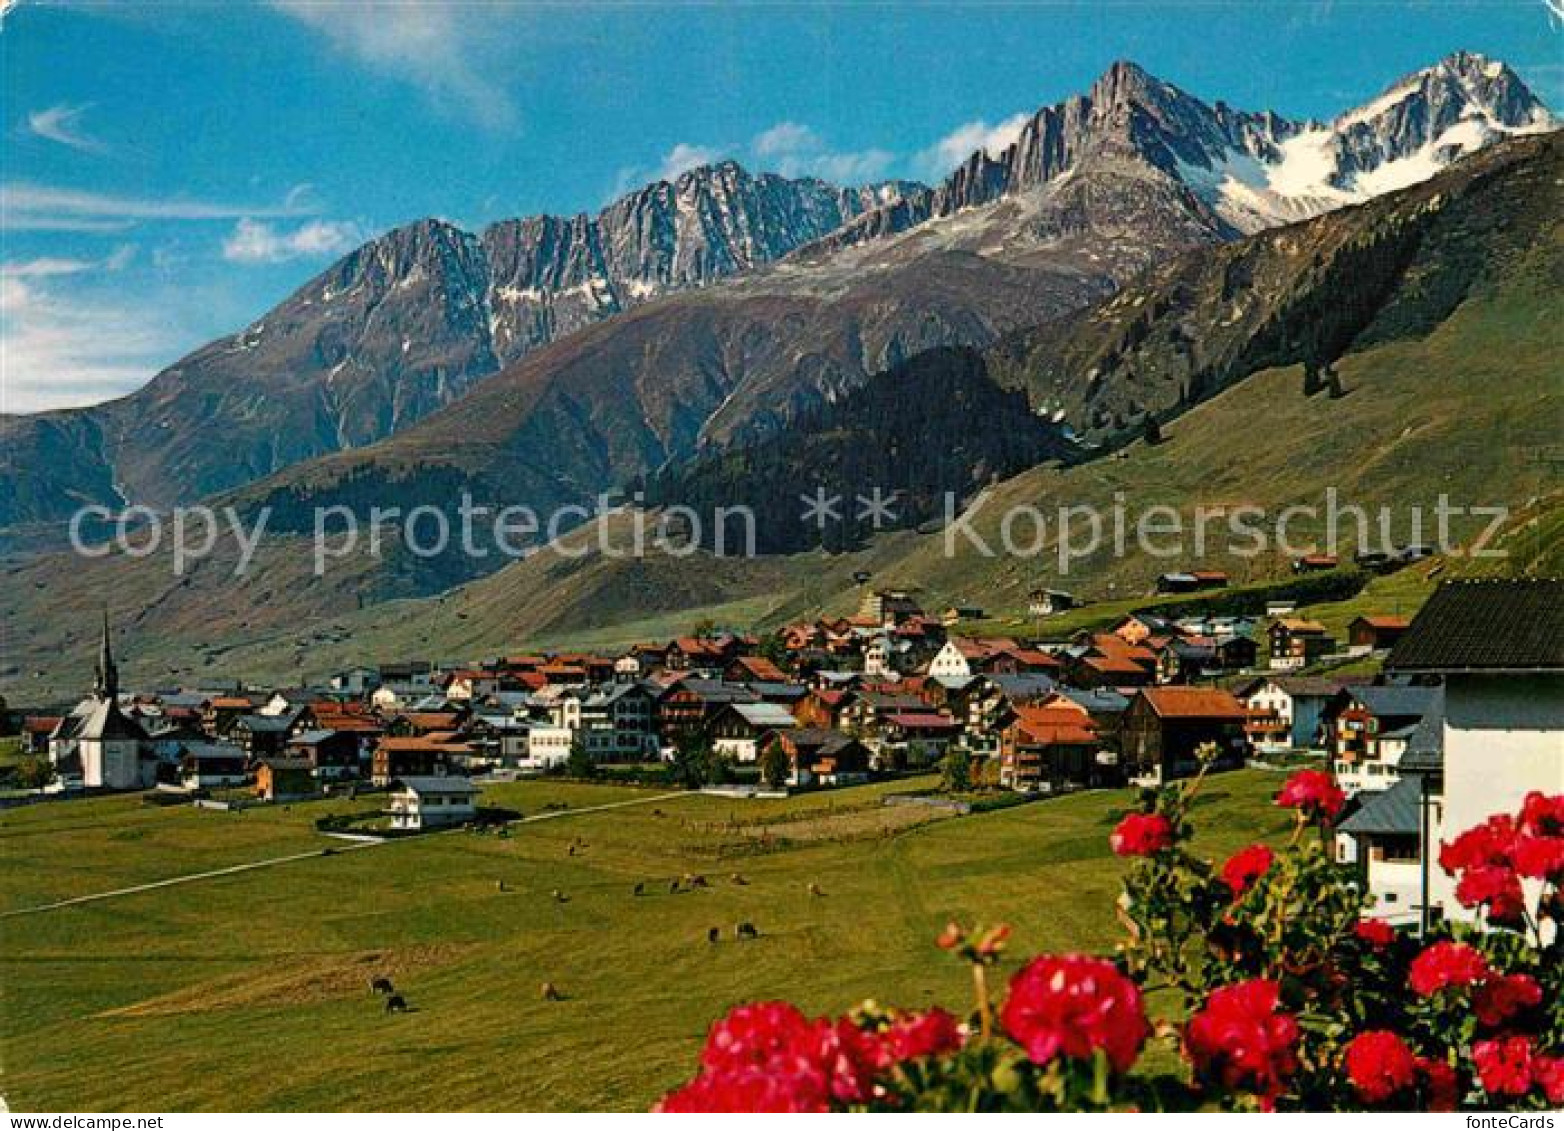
388 776 479 831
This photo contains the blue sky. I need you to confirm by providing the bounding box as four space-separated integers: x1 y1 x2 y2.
2 1 1560 413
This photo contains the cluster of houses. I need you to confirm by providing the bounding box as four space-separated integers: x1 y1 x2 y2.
22 581 1560 923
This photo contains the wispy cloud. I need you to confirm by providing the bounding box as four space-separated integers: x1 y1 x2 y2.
27 103 112 155
269 0 516 131
0 247 163 413
0 182 316 232
917 112 1033 180
653 142 724 183
222 217 364 264
751 121 894 184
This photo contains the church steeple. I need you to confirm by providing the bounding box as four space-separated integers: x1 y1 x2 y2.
94 607 119 702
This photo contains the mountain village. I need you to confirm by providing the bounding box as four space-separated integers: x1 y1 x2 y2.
11 575 1559 936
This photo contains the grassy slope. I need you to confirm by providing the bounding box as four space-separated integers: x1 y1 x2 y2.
0 772 1291 1111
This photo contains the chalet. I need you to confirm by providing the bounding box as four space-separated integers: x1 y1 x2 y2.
953 673 1059 751
1069 652 1154 690
664 637 728 671
179 741 249 790
878 712 960 769
1336 774 1426 925
387 776 479 831
523 725 573 770
442 669 501 701
1000 701 1103 792
1348 615 1411 654
941 605 986 626
1292 553 1339 573
792 688 851 731
1267 618 1333 671
328 666 380 694
1108 614 1174 646
379 660 433 688
858 588 923 626
578 682 659 762
761 728 871 787
725 655 787 684
254 757 316 802
1323 684 1441 795
1239 676 1343 753
203 695 260 737
231 713 296 759
1213 633 1259 670
372 735 466 786
708 702 798 763
656 678 757 741
283 729 361 779
384 710 464 737
841 690 927 738
1027 588 1078 617
1156 570 1227 594
1387 580 1564 931
1120 687 1249 783
747 681 808 708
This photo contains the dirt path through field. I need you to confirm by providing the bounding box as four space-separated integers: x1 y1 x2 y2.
0 790 682 918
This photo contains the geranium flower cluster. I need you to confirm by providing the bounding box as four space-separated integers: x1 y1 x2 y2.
1440 791 1564 927
658 778 1563 1112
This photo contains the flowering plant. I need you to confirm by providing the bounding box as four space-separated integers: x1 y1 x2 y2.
658 759 1563 1111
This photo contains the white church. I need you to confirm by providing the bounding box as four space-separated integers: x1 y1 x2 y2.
48 613 154 791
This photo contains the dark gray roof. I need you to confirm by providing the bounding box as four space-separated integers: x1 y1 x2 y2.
391 775 478 795
988 673 1058 700
1398 693 1446 775
1339 776 1424 836
1341 684 1440 721
1057 687 1130 714
1389 580 1564 672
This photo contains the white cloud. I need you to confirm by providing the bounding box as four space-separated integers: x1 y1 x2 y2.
0 273 176 412
0 245 135 279
750 121 894 183
269 0 516 131
27 103 111 155
653 142 724 183
0 182 316 233
918 112 1033 179
221 218 365 264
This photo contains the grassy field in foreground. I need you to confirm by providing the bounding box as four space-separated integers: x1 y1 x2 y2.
0 772 1293 1111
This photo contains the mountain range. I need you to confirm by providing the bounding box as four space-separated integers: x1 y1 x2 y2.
1 52 1550 535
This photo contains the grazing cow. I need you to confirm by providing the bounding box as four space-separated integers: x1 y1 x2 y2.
552 889 569 903
736 922 760 940
707 927 720 944
730 873 749 886
567 845 576 856
633 882 645 896
540 981 563 1001
385 994 409 1014
668 879 681 895
807 882 825 897
369 977 394 995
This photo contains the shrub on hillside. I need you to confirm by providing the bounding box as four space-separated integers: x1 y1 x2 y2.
656 754 1563 1111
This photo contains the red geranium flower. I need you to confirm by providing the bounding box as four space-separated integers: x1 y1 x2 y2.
1185 979 1300 1108
1439 814 1518 874
1511 834 1564 880
1473 972 1542 1028
657 1066 831 1113
1520 791 1564 837
1416 1057 1460 1112
1344 1030 1418 1104
879 1008 963 1065
1220 844 1275 897
1408 941 1490 997
1276 769 1345 822
1536 1056 1564 1106
1473 1035 1537 1097
1000 954 1148 1074
1110 813 1175 857
1354 918 1396 948
1455 863 1527 924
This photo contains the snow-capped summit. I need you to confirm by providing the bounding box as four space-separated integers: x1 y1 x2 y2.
1190 51 1554 231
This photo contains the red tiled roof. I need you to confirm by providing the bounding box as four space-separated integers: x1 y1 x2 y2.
886 712 959 730
23 715 62 734
1138 687 1249 720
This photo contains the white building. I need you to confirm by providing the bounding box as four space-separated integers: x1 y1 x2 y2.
1386 580 1564 932
1239 676 1339 754
523 725 574 770
49 614 153 791
388 776 479 831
